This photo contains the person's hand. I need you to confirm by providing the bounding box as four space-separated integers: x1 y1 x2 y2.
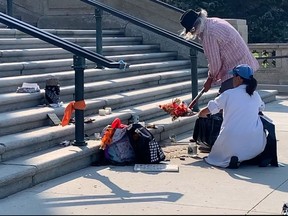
198 107 209 118
198 112 208 118
203 77 213 92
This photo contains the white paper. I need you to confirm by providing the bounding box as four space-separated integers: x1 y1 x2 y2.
22 82 40 90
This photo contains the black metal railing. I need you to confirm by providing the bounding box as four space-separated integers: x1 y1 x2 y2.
0 12 126 146
6 0 13 16
81 0 204 111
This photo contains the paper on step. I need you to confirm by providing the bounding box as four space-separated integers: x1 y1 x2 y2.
21 82 40 91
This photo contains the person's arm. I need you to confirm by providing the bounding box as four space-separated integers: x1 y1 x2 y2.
202 36 222 92
198 93 225 117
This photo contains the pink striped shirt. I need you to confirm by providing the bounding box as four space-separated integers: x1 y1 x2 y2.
199 18 259 84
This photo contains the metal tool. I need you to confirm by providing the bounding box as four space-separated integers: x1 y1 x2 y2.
188 88 205 110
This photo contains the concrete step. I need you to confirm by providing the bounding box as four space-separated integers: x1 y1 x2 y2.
0 36 143 50
0 88 215 162
0 51 178 77
0 77 207 137
0 60 192 94
0 28 125 38
0 44 161 62
0 63 200 112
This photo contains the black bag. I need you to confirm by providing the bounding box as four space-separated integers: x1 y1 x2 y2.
127 123 165 164
192 113 223 147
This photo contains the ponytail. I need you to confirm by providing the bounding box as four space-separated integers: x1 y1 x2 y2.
242 75 257 96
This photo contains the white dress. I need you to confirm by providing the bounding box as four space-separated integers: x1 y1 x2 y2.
204 85 267 168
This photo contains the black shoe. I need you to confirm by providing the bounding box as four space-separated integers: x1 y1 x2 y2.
189 138 196 142
228 156 239 169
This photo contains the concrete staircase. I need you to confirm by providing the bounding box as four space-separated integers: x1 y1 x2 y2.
0 24 278 198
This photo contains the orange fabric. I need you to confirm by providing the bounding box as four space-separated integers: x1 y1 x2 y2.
100 126 115 150
100 118 127 150
61 100 86 127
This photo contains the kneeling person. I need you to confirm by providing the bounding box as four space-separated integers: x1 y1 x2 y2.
198 64 266 168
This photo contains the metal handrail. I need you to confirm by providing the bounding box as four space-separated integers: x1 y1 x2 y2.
6 0 13 16
80 0 204 53
81 0 203 111
0 12 122 69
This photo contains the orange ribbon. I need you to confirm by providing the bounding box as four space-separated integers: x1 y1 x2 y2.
61 100 86 127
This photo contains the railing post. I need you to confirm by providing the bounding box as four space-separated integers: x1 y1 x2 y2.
95 8 104 69
7 0 13 17
190 48 199 112
72 55 87 146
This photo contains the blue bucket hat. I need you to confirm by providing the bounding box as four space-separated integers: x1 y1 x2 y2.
229 64 254 80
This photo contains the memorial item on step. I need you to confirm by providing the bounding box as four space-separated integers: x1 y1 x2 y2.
45 76 60 106
188 143 198 157
105 107 112 115
47 113 61 126
98 109 106 116
159 88 205 121
16 82 40 93
159 98 191 121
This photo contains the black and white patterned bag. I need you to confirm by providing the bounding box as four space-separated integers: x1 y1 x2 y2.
127 123 165 164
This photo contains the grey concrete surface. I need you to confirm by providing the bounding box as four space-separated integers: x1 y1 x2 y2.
0 95 287 215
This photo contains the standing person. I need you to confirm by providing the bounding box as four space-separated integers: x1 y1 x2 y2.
179 8 259 94
180 8 260 144
197 64 266 169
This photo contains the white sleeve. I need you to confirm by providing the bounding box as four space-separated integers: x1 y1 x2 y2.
207 100 221 114
207 92 227 114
